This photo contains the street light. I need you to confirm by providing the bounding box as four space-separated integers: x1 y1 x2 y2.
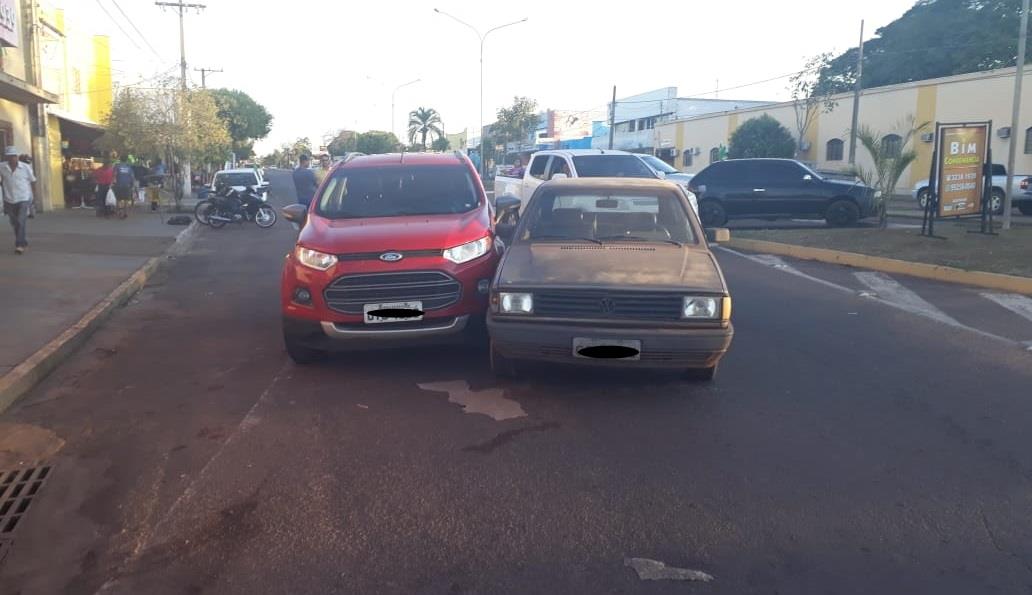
392 78 421 145
434 8 527 177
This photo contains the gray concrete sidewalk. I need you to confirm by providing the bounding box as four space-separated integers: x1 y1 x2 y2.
0 200 197 377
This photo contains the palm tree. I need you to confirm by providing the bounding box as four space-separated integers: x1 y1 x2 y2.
407 107 444 151
851 116 928 228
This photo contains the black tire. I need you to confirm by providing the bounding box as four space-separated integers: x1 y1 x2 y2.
699 200 727 227
194 199 215 225
917 188 929 210
284 333 325 364
209 208 228 229
683 364 717 382
255 205 277 228
990 189 1005 215
825 199 860 227
1018 203 1032 216
490 341 518 378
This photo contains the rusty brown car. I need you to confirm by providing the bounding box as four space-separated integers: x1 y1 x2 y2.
487 178 733 381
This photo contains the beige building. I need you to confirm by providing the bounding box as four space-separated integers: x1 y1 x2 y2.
656 66 1032 190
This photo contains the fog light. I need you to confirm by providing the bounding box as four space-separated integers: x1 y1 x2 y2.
293 287 312 304
477 279 490 294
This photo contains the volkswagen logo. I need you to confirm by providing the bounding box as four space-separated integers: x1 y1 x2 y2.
599 297 616 314
379 252 404 263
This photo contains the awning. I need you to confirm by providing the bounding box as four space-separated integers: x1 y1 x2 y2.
50 109 105 134
0 71 58 104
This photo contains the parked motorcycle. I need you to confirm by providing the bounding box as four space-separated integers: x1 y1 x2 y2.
195 185 276 229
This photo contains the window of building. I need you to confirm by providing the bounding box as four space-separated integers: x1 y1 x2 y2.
1025 127 1032 154
683 150 693 167
881 134 902 159
826 138 844 161
709 147 720 164
628 120 636 132
639 118 646 131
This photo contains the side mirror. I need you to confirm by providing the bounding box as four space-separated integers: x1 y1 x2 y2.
803 174 813 181
550 173 568 180
494 195 521 223
707 227 730 243
695 184 707 194
282 203 308 226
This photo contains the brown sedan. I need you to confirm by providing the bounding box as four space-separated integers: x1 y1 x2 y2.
487 178 733 381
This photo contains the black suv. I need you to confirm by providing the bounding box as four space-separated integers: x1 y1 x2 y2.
689 158 878 227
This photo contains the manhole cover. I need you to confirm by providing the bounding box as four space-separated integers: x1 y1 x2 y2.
0 466 51 567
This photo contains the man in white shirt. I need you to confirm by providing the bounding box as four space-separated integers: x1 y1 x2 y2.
1 146 37 254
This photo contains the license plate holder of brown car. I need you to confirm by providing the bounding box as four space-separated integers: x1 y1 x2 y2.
572 337 642 360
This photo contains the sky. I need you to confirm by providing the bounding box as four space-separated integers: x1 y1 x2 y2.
62 0 918 155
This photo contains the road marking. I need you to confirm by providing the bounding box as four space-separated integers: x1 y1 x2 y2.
716 247 1026 350
624 557 714 582
418 380 526 421
981 293 1032 323
854 271 959 326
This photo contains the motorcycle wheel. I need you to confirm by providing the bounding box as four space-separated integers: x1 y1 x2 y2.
255 205 277 228
194 199 215 225
209 210 228 229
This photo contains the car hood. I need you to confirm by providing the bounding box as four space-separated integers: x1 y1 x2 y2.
497 243 725 293
663 173 695 185
300 208 490 253
824 178 870 195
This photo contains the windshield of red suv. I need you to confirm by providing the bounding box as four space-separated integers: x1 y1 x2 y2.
572 155 657 178
315 165 479 218
518 189 695 245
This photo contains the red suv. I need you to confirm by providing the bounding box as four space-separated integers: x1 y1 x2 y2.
281 152 503 363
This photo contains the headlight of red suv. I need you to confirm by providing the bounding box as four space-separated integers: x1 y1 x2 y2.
443 236 492 264
295 246 337 271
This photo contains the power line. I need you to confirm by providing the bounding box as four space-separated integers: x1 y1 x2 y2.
93 0 144 53
108 0 163 60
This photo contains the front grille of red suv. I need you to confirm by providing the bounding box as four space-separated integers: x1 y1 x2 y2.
323 271 462 314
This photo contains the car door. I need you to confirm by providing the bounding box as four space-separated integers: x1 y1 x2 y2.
713 161 758 216
744 161 798 216
523 154 551 201
546 156 572 180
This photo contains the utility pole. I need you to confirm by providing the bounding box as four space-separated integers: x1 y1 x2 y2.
848 19 865 164
1004 0 1029 231
194 67 222 89
156 1 206 200
24 0 52 211
608 85 616 150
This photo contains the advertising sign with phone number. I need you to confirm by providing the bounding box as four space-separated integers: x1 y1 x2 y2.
936 123 989 218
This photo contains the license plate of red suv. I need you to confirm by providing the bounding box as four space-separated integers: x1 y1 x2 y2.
363 301 424 324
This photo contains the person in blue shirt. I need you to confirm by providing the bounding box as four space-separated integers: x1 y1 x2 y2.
112 155 136 219
292 154 318 206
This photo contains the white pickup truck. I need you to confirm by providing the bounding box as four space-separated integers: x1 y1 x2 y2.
494 149 698 213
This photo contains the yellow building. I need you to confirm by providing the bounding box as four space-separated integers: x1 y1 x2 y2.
656 66 1032 192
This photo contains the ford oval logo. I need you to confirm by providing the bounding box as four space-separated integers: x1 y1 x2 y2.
379 252 404 263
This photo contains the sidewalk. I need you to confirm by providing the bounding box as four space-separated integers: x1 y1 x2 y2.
0 197 198 381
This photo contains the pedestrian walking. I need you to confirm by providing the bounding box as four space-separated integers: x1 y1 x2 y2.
111 155 136 219
1 146 38 254
93 159 115 217
292 154 318 206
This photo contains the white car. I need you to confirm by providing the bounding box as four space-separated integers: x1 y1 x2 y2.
211 168 270 198
635 154 698 214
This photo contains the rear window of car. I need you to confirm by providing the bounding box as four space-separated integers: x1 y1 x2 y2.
572 155 657 178
991 164 1006 177
518 189 695 244
213 172 258 187
316 165 479 219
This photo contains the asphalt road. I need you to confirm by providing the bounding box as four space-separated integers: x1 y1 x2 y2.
2 169 1032 594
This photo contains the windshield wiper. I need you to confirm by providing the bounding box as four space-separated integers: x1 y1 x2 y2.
597 234 683 247
532 234 603 245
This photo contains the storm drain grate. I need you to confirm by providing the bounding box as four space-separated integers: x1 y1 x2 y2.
0 466 51 548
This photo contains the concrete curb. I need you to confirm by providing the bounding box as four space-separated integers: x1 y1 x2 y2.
0 221 202 415
726 237 1032 296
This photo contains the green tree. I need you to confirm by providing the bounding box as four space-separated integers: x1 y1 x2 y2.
790 53 837 160
728 115 795 159
850 116 929 228
327 129 358 156
356 131 401 154
817 0 1029 94
292 137 313 158
209 89 273 160
407 107 444 150
430 136 451 152
495 96 538 151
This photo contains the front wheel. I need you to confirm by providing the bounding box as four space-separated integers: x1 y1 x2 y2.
990 189 1005 215
917 188 929 210
255 205 277 228
194 199 215 225
698 200 727 227
825 199 860 227
284 333 325 364
490 342 518 378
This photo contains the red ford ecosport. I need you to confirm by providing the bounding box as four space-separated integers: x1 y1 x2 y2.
280 152 505 363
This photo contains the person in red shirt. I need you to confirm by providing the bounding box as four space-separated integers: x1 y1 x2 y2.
93 159 114 217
